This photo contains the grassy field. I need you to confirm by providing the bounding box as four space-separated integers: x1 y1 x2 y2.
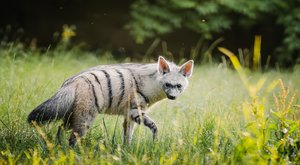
0 47 299 164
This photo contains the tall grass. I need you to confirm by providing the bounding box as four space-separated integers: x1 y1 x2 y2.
0 46 299 164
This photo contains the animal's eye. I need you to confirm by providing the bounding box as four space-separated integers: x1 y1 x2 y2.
165 83 172 88
176 84 182 89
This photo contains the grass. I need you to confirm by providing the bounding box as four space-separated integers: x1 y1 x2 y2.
0 47 299 164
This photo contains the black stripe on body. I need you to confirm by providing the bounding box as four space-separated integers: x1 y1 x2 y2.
80 76 99 109
148 71 157 77
116 69 125 106
89 73 106 110
61 76 78 87
101 70 113 108
140 65 151 69
125 63 143 67
61 78 72 87
90 73 101 86
127 69 150 103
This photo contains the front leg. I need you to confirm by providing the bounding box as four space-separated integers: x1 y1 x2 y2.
142 114 158 140
123 117 135 144
129 109 158 141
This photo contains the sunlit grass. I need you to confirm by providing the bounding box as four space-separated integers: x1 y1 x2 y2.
0 47 299 164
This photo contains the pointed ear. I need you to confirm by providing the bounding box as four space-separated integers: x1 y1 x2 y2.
180 60 194 78
158 56 170 75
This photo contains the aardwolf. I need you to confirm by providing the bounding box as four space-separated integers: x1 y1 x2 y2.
28 56 194 146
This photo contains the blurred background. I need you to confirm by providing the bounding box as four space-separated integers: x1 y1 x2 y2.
0 0 299 67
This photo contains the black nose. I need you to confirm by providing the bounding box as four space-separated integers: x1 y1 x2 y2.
167 95 176 100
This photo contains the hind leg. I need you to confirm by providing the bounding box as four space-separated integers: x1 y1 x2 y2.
68 113 98 147
57 124 64 145
67 106 98 147
68 77 103 147
69 126 86 147
66 100 99 146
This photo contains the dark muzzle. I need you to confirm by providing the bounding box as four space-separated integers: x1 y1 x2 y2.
167 95 176 100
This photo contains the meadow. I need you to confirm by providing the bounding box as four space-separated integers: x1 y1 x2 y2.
0 46 299 164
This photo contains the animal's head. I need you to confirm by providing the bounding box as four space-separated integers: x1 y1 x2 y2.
157 56 194 100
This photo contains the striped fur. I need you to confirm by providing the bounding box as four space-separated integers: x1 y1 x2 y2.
28 56 193 146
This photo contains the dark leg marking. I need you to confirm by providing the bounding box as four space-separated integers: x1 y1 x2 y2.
130 112 145 124
144 121 157 132
142 115 158 140
133 115 141 124
57 125 64 145
69 132 78 147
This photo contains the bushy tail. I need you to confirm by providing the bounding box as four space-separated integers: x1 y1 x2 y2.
27 86 75 124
